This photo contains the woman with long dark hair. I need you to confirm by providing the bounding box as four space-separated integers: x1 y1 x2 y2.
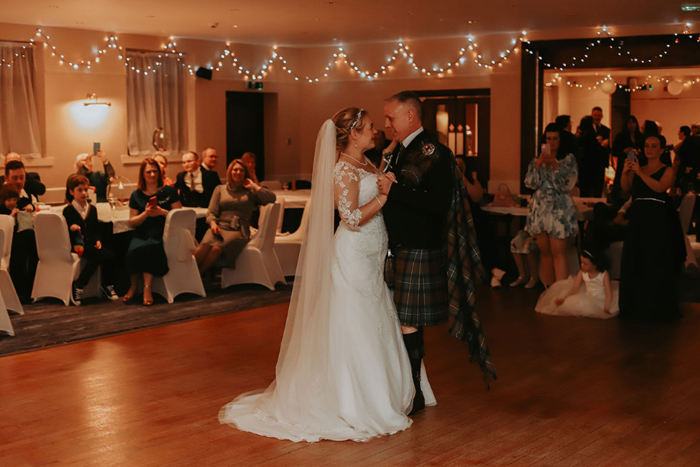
619 134 685 321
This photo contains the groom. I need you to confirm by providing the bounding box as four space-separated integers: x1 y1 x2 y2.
378 91 496 413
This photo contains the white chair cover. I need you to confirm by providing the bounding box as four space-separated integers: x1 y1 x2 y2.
31 212 101 305
275 196 286 235
679 193 698 269
0 282 14 336
221 203 286 290
151 208 206 303
260 180 283 191
0 215 23 314
274 205 309 276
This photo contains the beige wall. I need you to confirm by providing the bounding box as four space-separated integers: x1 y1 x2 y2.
0 21 681 201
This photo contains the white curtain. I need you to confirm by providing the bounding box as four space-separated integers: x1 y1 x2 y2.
126 51 186 156
0 43 42 157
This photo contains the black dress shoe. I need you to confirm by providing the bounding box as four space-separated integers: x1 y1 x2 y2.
409 391 425 416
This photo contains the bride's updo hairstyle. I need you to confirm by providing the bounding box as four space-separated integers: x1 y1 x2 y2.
332 107 366 152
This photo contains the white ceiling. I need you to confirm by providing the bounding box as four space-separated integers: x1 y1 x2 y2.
1 0 698 46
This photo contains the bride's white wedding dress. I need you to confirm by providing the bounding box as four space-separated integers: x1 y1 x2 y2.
219 121 434 442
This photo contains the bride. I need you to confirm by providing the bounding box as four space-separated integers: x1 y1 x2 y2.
219 107 435 442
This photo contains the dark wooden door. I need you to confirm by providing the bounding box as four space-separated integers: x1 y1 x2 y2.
226 91 265 180
421 94 491 186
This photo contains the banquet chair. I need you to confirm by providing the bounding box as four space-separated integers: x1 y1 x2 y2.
0 287 14 337
31 211 102 305
221 203 286 290
275 196 286 235
260 180 283 191
679 193 698 269
151 208 206 303
275 204 308 276
0 215 23 314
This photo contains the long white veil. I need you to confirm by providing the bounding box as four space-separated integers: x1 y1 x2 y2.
219 120 343 439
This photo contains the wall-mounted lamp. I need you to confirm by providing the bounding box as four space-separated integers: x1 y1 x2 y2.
84 93 111 106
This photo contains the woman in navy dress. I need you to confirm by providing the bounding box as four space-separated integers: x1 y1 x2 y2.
619 134 685 321
123 158 182 305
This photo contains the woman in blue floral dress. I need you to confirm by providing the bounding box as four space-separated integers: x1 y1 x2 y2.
525 123 579 286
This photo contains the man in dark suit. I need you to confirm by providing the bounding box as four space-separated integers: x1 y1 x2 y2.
378 91 495 413
590 107 612 197
201 147 219 173
1 152 46 199
175 151 221 208
175 151 221 241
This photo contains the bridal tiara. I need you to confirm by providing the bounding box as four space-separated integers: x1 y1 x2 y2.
349 109 364 131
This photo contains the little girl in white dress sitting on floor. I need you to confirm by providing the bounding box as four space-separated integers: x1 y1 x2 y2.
536 249 619 319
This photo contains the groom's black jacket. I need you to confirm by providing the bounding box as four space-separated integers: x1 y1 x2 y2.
383 129 454 250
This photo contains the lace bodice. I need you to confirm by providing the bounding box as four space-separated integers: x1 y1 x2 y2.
333 160 383 231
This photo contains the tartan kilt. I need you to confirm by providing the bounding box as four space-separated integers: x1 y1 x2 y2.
393 247 449 326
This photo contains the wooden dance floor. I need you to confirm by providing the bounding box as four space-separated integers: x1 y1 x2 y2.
1 287 699 466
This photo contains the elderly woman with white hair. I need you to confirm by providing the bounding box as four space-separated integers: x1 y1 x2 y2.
75 150 116 202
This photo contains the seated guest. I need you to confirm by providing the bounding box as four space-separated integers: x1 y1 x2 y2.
153 153 175 187
75 151 116 202
584 199 631 251
194 160 276 275
4 160 38 302
124 159 182 306
201 147 219 172
0 185 20 217
241 152 260 184
1 152 46 198
509 229 540 288
175 151 221 208
63 174 119 305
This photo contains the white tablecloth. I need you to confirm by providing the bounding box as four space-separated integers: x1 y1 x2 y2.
272 189 310 209
482 197 606 222
49 203 207 234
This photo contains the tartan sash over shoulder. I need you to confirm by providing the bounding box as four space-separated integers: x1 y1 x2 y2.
445 158 497 387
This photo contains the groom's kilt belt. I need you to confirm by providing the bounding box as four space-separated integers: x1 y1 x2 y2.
393 247 449 327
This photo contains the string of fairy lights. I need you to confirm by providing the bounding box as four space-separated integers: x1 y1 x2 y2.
546 72 700 93
523 24 699 71
3 24 695 85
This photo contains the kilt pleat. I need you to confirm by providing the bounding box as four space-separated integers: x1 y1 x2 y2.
393 248 448 326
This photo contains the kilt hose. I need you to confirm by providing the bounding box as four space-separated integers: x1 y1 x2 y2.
393 247 449 327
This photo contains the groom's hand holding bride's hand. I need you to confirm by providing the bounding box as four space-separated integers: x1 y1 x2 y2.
377 172 396 195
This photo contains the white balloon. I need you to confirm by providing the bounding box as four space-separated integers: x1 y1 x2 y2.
667 80 683 96
601 80 617 94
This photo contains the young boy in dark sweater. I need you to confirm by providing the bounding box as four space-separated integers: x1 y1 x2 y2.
63 174 119 305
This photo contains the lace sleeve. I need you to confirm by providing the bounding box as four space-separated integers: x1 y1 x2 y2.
334 162 362 230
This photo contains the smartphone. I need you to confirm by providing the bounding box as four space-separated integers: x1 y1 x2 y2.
148 196 157 208
541 143 550 155
93 142 101 155
626 149 636 161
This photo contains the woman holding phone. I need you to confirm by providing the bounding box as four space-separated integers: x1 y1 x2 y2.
525 122 579 287
124 158 182 305
619 134 685 321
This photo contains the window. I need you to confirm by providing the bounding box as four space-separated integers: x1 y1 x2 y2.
0 42 41 157
126 50 186 156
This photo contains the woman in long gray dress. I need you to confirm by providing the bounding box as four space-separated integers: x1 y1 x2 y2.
194 159 276 274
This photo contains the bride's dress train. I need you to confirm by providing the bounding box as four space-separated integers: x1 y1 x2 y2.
219 122 434 442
